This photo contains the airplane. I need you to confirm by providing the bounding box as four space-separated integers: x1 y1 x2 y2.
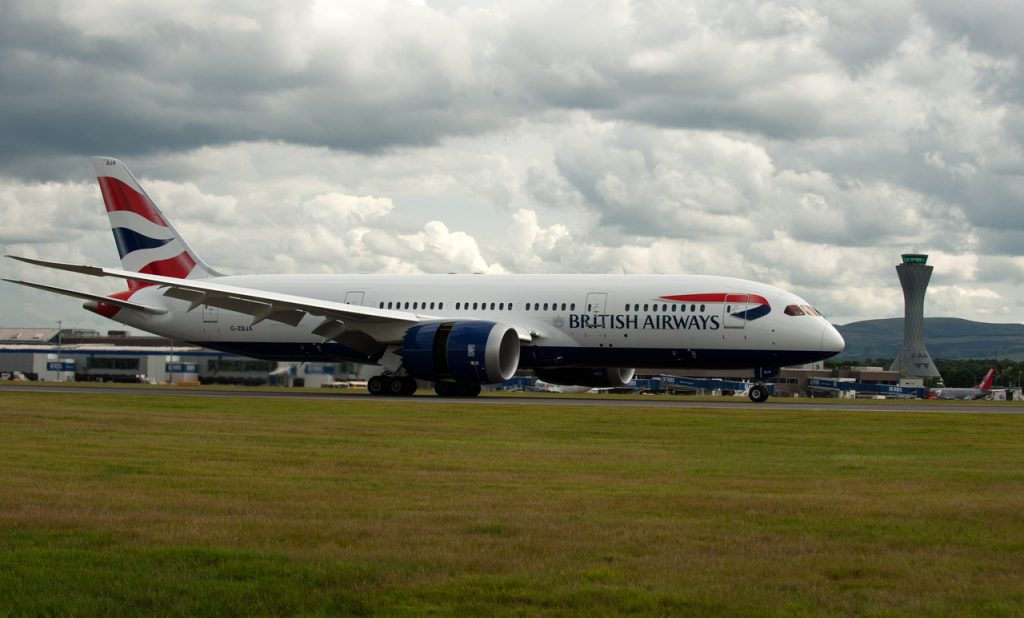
532 379 619 394
928 368 997 400
4 157 845 402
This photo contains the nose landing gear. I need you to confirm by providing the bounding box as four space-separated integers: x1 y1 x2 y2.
747 383 770 403
748 367 778 403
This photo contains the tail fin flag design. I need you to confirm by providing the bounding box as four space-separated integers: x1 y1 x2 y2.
92 157 218 289
978 368 996 390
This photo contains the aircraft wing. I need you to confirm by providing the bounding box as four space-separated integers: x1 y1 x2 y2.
8 256 538 343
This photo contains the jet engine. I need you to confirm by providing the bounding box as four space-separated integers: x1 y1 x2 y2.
402 321 520 384
533 367 635 388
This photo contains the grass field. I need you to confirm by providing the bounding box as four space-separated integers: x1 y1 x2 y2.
1 390 1023 616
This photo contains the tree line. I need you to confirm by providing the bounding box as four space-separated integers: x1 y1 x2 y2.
825 358 1024 388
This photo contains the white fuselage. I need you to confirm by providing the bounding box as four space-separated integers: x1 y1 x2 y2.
105 272 844 371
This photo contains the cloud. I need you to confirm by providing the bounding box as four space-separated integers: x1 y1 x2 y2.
2 1 1024 331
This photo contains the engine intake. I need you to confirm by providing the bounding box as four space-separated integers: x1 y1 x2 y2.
533 367 635 388
403 321 520 384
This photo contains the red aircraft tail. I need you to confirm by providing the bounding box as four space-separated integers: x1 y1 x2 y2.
976 368 996 390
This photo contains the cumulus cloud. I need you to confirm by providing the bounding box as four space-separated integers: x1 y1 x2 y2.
2 0 1024 330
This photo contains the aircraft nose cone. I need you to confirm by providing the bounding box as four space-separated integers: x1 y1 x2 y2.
821 323 845 355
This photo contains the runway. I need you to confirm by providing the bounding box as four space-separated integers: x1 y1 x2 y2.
2 382 1023 414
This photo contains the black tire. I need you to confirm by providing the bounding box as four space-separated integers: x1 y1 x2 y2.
434 381 454 396
368 375 386 396
387 377 405 395
400 377 418 396
748 384 769 403
463 384 482 397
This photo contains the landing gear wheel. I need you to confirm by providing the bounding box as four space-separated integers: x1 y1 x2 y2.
368 375 386 396
748 384 769 403
385 376 417 396
434 381 455 396
456 383 482 397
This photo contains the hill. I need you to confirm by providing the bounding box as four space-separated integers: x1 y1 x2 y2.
834 318 1024 361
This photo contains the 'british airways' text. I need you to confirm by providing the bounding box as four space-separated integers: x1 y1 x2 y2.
568 313 721 330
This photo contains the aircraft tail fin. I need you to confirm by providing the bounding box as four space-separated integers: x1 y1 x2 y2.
92 157 220 289
977 368 996 390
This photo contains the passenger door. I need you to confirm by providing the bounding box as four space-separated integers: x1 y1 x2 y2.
723 293 749 329
585 292 607 314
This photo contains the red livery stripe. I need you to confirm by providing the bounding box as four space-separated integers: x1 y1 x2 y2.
98 177 167 226
661 293 769 306
126 251 198 290
96 289 136 318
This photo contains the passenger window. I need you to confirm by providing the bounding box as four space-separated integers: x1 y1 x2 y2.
413 302 418 310
490 303 496 310
700 304 705 312
439 302 444 310
404 302 410 309
526 303 531 311
570 303 576 311
643 304 649 311
561 303 567 311
429 302 435 310
387 302 393 309
543 303 549 311
456 302 461 310
473 302 478 310
690 304 696 312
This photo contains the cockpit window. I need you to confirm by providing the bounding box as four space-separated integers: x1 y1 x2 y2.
784 305 805 316
802 305 822 317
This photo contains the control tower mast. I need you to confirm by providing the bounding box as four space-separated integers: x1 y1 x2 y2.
889 254 941 379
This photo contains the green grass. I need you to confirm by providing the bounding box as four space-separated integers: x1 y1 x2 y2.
1 391 1023 616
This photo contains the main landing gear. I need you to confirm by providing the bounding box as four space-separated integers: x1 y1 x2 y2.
367 375 418 396
366 375 483 397
432 381 482 397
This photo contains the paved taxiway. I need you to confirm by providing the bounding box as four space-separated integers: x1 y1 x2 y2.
2 383 1022 414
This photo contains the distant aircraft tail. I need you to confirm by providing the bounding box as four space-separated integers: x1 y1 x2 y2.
977 368 996 390
92 157 219 289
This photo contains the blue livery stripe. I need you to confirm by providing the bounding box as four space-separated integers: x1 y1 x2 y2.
111 227 173 258
730 304 772 321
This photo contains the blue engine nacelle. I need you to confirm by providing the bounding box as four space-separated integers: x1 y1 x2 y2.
402 321 521 384
532 367 636 388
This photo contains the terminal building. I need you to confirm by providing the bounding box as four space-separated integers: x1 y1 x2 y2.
0 328 359 386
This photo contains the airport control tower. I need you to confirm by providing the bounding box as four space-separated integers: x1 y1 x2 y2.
890 253 941 379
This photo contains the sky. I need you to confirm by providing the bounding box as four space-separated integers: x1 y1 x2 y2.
1 0 1023 332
